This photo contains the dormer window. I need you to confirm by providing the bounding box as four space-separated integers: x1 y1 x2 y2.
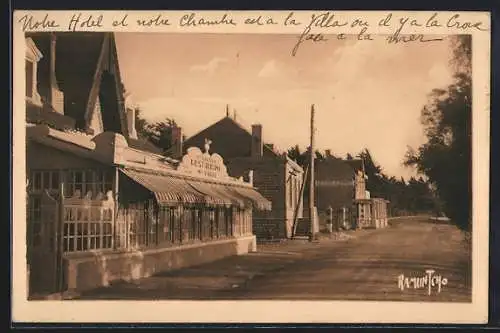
25 37 43 107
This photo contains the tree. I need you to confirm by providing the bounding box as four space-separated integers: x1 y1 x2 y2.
134 107 149 137
144 118 180 154
287 145 308 168
404 35 472 231
315 150 325 160
357 148 385 198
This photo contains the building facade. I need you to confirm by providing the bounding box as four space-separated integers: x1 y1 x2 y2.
314 153 388 230
176 114 305 240
24 33 271 297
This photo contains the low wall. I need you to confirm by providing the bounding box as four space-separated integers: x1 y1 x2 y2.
63 235 257 292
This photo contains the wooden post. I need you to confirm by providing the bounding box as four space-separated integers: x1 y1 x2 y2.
309 104 315 242
113 167 119 250
292 164 309 238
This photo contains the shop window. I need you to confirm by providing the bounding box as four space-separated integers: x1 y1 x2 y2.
225 207 232 236
166 207 175 243
114 209 128 249
135 208 148 248
217 208 226 238
208 209 216 239
196 209 202 240
147 203 158 246
187 208 200 241
126 204 149 249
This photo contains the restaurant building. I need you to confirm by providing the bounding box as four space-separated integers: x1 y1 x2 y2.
174 112 305 240
24 32 271 297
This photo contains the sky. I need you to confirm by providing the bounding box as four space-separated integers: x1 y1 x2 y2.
115 33 455 180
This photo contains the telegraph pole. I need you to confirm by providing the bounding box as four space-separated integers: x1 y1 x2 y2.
309 104 316 242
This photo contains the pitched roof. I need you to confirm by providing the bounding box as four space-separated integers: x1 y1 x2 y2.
27 32 128 136
316 156 356 181
127 136 164 155
180 116 278 159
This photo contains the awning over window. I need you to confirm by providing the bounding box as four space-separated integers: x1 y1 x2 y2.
121 168 205 205
187 180 244 208
225 185 272 211
120 168 272 211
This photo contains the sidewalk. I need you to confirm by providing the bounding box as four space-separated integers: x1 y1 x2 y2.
75 230 367 300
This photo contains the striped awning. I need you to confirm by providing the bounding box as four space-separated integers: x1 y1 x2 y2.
120 168 206 206
120 168 272 211
187 180 245 208
226 185 272 211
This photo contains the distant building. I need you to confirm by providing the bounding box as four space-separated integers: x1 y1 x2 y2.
313 151 388 230
25 33 271 297
174 112 305 240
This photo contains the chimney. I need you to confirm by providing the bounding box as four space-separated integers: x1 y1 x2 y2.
251 124 263 158
48 33 64 114
126 107 138 139
171 125 183 158
226 104 230 117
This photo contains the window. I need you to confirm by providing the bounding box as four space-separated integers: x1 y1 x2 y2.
115 209 128 249
126 204 149 249
66 169 113 197
195 209 202 240
30 170 60 193
187 208 201 241
225 207 232 237
208 209 216 239
147 204 158 246
165 207 175 243
217 208 226 238
62 206 113 253
233 209 241 236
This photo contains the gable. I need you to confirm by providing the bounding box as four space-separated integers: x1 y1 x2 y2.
28 32 128 136
89 96 104 135
183 117 252 159
182 117 279 160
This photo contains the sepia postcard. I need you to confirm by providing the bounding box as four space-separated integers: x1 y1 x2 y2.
12 10 490 324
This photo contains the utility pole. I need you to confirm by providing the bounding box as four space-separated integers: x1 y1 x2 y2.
309 104 316 242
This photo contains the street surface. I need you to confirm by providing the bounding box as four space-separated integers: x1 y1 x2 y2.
77 217 472 302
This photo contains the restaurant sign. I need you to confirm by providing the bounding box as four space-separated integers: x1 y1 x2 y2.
177 143 230 179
